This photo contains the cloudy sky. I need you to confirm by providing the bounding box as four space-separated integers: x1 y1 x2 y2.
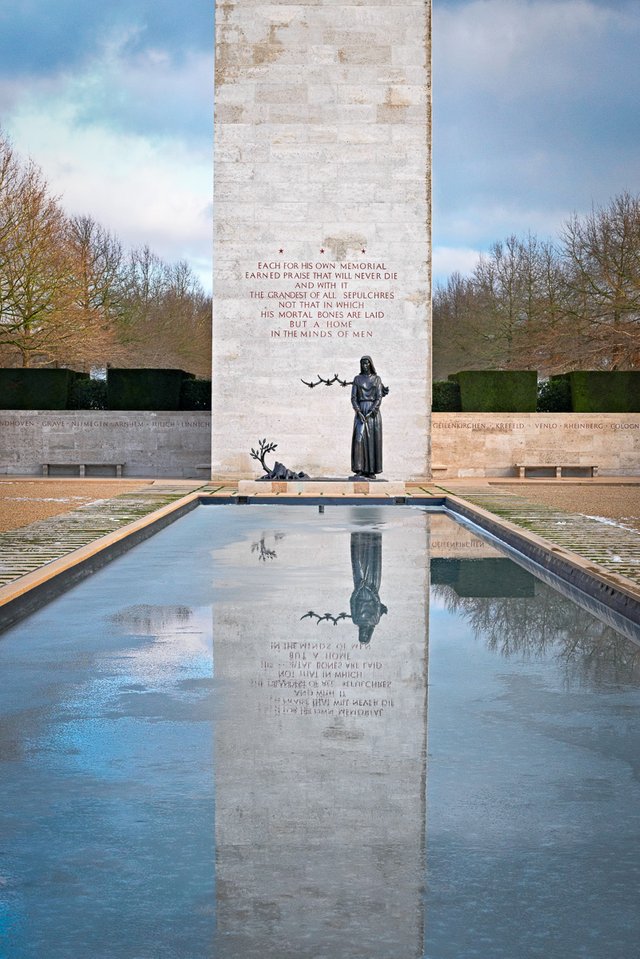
1 0 638 292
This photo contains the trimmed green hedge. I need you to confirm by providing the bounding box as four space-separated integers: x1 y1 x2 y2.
0 368 76 409
70 377 108 410
432 380 461 412
106 368 193 411
180 378 211 411
452 370 538 412
537 375 572 412
569 371 640 413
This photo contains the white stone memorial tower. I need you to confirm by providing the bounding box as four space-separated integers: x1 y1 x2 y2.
213 0 432 481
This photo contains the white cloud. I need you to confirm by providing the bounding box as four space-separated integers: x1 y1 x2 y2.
3 0 639 296
432 0 640 262
435 0 634 97
8 99 211 289
2 28 212 291
435 200 572 247
432 245 481 282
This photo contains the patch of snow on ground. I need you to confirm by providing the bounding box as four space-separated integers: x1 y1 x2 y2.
585 514 640 535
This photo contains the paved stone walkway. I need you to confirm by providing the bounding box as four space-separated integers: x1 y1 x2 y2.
0 482 205 588
437 484 640 590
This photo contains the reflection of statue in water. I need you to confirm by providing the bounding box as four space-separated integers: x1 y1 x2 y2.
351 356 385 478
350 531 387 644
300 530 388 642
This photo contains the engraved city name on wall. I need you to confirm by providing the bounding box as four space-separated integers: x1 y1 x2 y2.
431 413 640 477
0 416 209 430
213 0 432 480
0 411 211 477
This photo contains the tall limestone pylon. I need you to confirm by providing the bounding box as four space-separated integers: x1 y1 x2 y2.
213 0 432 481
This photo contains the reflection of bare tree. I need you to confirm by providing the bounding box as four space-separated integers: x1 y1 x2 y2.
434 580 640 688
251 532 284 562
251 539 276 562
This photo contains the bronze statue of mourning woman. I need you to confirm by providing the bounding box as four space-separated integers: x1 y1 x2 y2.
350 355 388 479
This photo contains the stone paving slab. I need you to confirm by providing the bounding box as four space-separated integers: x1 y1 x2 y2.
0 482 206 589
437 484 640 591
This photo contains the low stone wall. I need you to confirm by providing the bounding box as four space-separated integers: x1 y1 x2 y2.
0 411 211 478
432 413 640 478
1 411 638 480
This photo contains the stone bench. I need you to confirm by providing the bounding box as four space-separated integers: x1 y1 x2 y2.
42 463 124 477
515 463 598 479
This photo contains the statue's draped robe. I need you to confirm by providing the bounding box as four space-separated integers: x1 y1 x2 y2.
351 373 383 476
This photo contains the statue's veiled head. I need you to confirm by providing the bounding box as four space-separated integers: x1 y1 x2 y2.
360 355 376 375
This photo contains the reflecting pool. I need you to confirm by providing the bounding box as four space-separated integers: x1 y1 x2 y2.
0 505 638 959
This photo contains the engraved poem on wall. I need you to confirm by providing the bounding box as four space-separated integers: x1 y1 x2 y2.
245 259 398 340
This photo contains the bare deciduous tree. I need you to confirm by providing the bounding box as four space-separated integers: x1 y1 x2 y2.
0 152 76 367
561 192 640 369
0 130 211 375
116 248 211 375
50 214 130 370
433 194 640 378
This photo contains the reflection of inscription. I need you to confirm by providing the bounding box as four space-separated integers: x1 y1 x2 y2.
249 529 393 718
252 640 394 719
431 540 485 550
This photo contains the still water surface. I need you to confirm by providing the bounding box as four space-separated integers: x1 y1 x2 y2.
0 505 638 958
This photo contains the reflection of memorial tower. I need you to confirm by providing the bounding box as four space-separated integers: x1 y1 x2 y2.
212 507 430 958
